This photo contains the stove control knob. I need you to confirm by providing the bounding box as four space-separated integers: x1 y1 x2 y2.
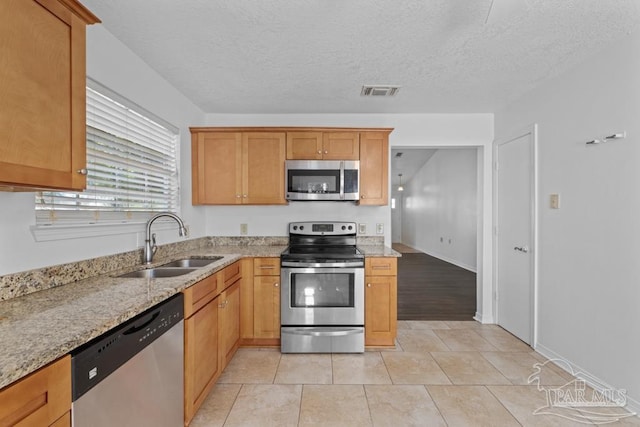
293 225 298 230
348 225 353 230
341 225 346 230
300 226 304 230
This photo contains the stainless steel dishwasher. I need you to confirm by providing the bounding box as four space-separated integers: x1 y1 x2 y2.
71 293 184 427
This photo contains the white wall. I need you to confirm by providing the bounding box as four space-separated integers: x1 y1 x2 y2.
495 31 640 410
391 192 402 242
0 26 205 275
401 149 477 271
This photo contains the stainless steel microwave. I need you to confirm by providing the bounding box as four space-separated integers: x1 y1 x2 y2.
285 160 359 201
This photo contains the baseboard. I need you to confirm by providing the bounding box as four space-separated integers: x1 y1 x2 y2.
535 343 640 417
417 248 477 273
474 312 495 324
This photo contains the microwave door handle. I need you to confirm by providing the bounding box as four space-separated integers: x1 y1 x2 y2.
340 160 345 199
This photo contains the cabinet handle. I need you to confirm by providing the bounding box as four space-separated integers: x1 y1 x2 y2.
317 150 322 154
260 266 275 269
236 194 241 198
274 283 279 287
77 168 88 175
361 195 365 199
367 283 372 287
243 194 247 198
372 265 391 270
324 150 328 154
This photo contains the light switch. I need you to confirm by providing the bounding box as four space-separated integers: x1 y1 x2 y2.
240 223 248 235
358 224 367 234
376 223 384 234
550 194 560 209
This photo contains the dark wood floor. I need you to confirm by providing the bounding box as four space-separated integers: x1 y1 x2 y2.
397 252 476 321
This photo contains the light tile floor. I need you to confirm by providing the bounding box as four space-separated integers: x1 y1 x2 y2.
191 321 639 426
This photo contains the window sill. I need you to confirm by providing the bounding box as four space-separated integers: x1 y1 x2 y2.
30 220 179 242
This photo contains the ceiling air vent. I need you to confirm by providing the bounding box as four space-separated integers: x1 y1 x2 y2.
361 85 401 97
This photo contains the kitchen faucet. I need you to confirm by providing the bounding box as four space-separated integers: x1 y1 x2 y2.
144 212 188 264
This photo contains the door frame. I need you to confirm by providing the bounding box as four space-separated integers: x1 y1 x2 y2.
492 123 538 347
390 145 486 322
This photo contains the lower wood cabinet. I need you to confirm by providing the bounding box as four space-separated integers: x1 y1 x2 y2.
364 257 398 346
240 257 281 346
183 261 241 426
0 355 71 427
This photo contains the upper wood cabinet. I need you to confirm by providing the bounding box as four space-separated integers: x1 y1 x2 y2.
191 130 286 205
0 0 99 191
286 131 359 160
359 131 390 205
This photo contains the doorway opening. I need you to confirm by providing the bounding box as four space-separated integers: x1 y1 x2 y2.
391 147 481 321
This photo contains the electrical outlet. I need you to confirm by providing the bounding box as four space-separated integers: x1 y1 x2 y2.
240 223 248 235
358 223 367 234
550 194 560 209
376 223 384 234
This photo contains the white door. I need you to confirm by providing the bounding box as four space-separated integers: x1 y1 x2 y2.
494 126 536 345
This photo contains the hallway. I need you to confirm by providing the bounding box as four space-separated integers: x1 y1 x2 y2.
393 245 476 321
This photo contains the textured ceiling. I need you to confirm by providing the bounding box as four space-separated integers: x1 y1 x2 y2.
82 0 640 114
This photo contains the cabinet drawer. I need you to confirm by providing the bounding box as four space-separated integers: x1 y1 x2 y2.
183 273 219 318
253 258 280 276
0 356 70 427
222 261 242 288
365 257 397 276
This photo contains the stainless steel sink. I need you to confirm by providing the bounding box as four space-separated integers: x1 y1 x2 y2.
117 267 198 279
158 257 223 268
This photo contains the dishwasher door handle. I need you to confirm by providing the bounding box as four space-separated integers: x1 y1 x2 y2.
124 312 159 335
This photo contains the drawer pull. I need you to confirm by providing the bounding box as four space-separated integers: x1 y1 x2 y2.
274 283 279 287
259 266 275 269
372 265 391 270
367 283 371 287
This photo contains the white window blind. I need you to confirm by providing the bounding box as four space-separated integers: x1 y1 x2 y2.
36 83 179 226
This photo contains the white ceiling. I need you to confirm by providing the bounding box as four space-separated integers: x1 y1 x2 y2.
391 149 436 188
82 0 640 114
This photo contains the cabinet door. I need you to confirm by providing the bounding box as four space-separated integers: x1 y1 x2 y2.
286 132 323 160
0 0 96 190
0 356 70 427
359 132 389 205
184 296 219 425
191 132 242 204
253 276 281 339
243 132 286 204
218 280 241 369
322 132 360 160
365 275 397 346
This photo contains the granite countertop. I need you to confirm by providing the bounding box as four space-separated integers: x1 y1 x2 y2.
0 243 395 390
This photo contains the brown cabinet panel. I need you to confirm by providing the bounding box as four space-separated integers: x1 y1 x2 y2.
240 259 255 340
218 280 241 368
0 0 98 190
191 132 242 204
184 296 219 425
49 411 71 427
286 132 323 160
253 275 281 339
359 132 389 205
364 257 397 347
253 257 280 276
321 132 359 160
222 261 242 289
365 257 397 276
243 132 286 204
183 272 219 318
0 355 70 427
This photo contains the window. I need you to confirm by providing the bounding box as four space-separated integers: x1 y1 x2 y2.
35 81 179 229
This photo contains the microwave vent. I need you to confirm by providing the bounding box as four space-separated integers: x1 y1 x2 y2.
360 85 401 97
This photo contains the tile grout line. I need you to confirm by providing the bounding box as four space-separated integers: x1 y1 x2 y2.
222 383 243 427
484 385 525 427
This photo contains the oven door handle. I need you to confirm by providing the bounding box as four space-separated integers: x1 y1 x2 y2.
284 328 363 337
281 261 364 268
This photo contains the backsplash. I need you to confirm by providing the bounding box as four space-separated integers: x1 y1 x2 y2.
0 235 384 301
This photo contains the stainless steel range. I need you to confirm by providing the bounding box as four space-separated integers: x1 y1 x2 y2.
280 221 365 353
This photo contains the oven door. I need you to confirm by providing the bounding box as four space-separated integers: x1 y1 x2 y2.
280 267 364 326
